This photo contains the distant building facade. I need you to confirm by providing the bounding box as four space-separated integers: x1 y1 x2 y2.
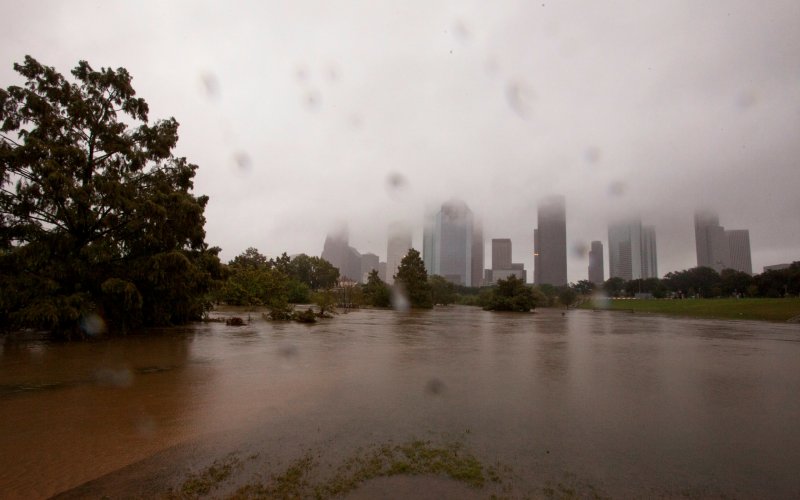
488 238 526 284
423 199 482 286
534 195 567 286
321 227 362 282
763 263 790 272
387 222 412 284
588 240 604 284
608 218 658 281
360 253 380 283
694 210 752 274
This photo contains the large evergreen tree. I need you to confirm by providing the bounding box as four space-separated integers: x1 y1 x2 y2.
394 248 432 308
0 56 220 336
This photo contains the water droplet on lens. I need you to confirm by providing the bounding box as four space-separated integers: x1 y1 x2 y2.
234 152 252 171
506 80 536 118
425 378 445 396
608 181 626 197
200 72 220 100
81 313 106 337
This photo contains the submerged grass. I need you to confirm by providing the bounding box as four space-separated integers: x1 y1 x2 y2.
581 297 800 322
228 438 509 499
168 453 242 499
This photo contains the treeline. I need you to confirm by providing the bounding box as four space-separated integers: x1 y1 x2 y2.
582 263 800 299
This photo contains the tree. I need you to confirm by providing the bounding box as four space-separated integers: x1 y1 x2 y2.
483 275 536 312
719 269 754 297
0 57 220 336
362 269 391 307
602 277 626 297
557 286 577 308
286 254 339 290
663 267 720 298
571 280 595 296
220 248 289 307
429 275 456 305
394 248 432 308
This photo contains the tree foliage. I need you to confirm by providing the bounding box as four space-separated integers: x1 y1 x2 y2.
483 275 536 312
363 269 391 307
429 275 456 305
0 56 220 336
394 248 432 308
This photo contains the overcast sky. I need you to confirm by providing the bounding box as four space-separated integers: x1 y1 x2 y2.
2 0 799 282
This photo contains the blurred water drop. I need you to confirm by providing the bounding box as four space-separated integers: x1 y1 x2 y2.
506 80 536 118
94 367 133 388
591 292 611 309
279 344 298 358
135 415 156 438
349 114 363 130
327 65 339 82
80 313 106 337
200 72 220 100
736 89 757 110
425 378 446 396
452 20 471 42
608 181 627 197
392 285 410 312
234 151 252 172
571 241 589 258
385 172 408 196
295 66 308 82
584 146 601 164
304 90 321 110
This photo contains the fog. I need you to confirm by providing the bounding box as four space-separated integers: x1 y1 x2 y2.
2 0 798 281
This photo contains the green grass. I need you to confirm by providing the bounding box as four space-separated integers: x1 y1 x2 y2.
580 297 800 322
229 439 511 499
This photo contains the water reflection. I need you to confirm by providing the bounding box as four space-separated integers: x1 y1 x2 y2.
1 308 799 498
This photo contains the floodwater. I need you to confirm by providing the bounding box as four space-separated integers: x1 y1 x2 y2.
1 307 799 498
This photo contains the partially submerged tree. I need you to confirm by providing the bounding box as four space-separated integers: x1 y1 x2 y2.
483 275 536 312
0 56 220 336
363 269 391 307
429 275 456 305
394 248 432 308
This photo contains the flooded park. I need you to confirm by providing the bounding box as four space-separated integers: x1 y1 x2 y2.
1 306 799 498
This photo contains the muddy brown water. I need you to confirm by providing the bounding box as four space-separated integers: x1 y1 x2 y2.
1 307 799 498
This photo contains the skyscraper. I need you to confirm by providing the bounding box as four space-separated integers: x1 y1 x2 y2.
423 199 481 286
694 210 752 274
726 229 753 275
492 239 512 271
471 218 484 287
321 226 362 282
694 210 729 271
360 253 380 282
386 222 412 284
489 238 526 284
534 195 567 286
588 240 604 284
608 218 658 281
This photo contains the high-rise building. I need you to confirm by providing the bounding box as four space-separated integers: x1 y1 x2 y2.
642 226 658 279
471 218 484 287
608 218 658 281
423 199 482 286
492 239 512 271
387 222 412 284
694 210 752 274
534 196 567 286
321 226 362 282
360 253 380 283
489 238 526 284
588 240 604 284
726 230 752 275
694 210 729 271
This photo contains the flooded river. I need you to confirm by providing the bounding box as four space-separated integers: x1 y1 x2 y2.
1 307 799 498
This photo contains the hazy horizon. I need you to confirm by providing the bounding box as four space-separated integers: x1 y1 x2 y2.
2 0 798 281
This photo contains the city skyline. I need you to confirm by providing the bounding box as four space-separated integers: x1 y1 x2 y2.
2 2 797 282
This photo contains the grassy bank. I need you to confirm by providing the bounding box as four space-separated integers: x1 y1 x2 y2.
579 297 800 322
